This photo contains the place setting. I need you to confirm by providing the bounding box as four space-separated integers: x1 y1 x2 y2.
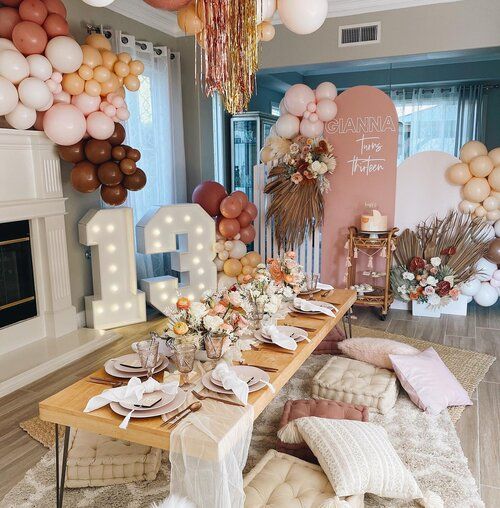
253 324 311 353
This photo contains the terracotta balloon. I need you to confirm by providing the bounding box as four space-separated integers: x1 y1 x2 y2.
192 181 228 217
119 158 136 175
108 122 126 146
231 190 249 209
97 161 123 186
237 210 253 228
219 218 240 239
446 162 472 185
459 140 487 164
100 184 128 206
71 161 100 193
85 33 111 52
42 0 67 17
111 145 126 160
469 155 494 177
58 140 86 163
462 177 490 203
223 258 243 277
85 139 112 164
244 202 258 220
144 0 191 10
123 168 146 191
488 167 500 191
19 0 48 25
43 13 69 38
12 21 48 55
126 148 141 162
239 224 256 244
0 7 21 39
220 195 243 219
485 238 500 265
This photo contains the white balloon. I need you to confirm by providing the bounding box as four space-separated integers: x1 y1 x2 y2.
463 295 473 303
224 241 234 251
458 199 478 214
218 250 229 261
26 55 53 81
18 78 52 111
275 113 300 139
229 240 247 260
256 0 276 22
0 76 18 116
495 219 500 238
459 277 482 297
278 0 328 35
0 38 17 52
315 82 337 101
473 282 499 307
475 257 497 281
82 0 115 4
39 94 54 112
217 273 237 291
487 210 500 222
214 257 225 272
45 37 83 74
5 102 36 130
0 50 29 85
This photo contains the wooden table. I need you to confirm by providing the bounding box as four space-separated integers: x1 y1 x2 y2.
39 289 356 507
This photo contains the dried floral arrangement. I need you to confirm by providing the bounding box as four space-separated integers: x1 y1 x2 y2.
391 211 491 307
264 136 336 250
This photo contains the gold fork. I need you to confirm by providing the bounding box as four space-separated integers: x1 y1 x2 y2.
191 390 245 407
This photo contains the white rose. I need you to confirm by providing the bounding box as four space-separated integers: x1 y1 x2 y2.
428 293 441 306
444 275 454 287
403 272 415 281
190 301 207 320
310 160 322 173
317 162 328 175
227 291 242 307
426 276 438 286
430 257 441 267
203 315 224 332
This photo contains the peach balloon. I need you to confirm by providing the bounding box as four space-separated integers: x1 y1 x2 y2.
129 60 145 76
93 65 111 83
469 155 494 177
100 77 116 96
117 52 132 64
486 210 500 222
446 162 472 185
258 21 275 42
113 61 129 78
177 4 203 35
62 72 84 95
488 147 500 166
78 64 93 80
245 251 262 267
473 205 487 218
488 167 500 192
483 196 499 212
81 45 102 69
115 86 126 99
463 177 490 203
260 146 273 163
223 258 242 277
84 79 101 97
458 199 478 214
101 50 117 70
124 74 140 91
85 33 111 51
459 140 487 163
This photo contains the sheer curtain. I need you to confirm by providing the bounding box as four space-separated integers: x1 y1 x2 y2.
108 30 187 279
390 85 486 164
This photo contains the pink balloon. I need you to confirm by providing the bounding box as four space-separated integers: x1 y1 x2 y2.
303 111 310 119
43 103 86 145
116 107 129 121
316 98 337 122
275 113 300 139
315 82 337 101
309 113 318 123
111 96 124 108
284 84 315 116
52 90 70 104
71 92 101 116
99 101 107 111
53 83 61 94
300 118 324 138
45 78 57 93
307 101 316 112
86 111 115 140
103 104 116 117
51 71 62 83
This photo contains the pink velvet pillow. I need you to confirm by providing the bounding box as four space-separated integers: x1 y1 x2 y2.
389 347 472 415
338 337 419 369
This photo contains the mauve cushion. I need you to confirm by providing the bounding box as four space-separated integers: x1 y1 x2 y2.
390 347 473 415
276 399 368 463
313 325 345 355
338 337 419 369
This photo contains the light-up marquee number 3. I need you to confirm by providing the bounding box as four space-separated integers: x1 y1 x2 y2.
136 204 217 313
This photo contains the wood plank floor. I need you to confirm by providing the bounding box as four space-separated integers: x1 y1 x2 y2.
0 304 498 505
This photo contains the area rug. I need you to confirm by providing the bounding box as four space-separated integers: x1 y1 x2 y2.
4 351 486 507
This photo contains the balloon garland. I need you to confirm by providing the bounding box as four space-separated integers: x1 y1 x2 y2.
192 181 262 286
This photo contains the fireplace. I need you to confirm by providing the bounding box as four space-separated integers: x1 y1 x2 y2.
0 220 37 328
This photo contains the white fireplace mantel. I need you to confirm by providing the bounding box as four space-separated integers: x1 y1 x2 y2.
0 129 120 397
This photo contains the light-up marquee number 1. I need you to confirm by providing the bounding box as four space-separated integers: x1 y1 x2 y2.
79 208 146 329
136 204 217 313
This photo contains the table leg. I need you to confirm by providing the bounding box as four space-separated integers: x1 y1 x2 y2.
54 425 70 508
347 309 353 339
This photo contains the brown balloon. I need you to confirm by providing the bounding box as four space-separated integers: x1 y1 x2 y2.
97 161 123 186
42 13 69 38
70 161 100 193
58 140 86 163
123 168 146 191
111 145 126 161
12 20 48 55
107 123 126 146
0 7 21 39
126 148 141 162
119 158 137 175
100 184 128 206
85 139 112 165
485 238 500 265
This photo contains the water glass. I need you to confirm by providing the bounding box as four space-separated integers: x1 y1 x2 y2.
305 273 320 292
172 343 196 386
204 333 226 360
136 339 160 378
249 300 265 331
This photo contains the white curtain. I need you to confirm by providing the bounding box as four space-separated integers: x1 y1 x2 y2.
109 30 187 279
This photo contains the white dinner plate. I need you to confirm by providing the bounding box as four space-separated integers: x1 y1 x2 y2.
113 353 164 373
202 369 269 395
258 325 308 343
119 390 176 411
290 301 334 315
298 288 321 296
110 389 187 419
104 357 169 379
210 365 261 388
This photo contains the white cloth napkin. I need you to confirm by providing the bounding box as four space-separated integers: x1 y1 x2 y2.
293 297 336 317
211 362 249 405
84 376 179 429
261 325 298 351
317 282 334 290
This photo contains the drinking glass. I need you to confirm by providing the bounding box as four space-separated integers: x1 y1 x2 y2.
172 343 196 386
204 333 226 360
136 339 160 379
305 274 319 292
249 300 265 331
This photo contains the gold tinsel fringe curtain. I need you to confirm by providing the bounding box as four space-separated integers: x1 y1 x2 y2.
198 0 259 114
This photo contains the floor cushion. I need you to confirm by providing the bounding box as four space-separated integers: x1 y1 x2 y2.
65 428 162 487
276 399 368 463
312 357 398 414
243 449 364 508
313 325 346 355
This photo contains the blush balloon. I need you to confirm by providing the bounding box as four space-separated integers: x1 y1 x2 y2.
33 110 45 130
101 184 128 206
192 181 228 217
284 84 315 116
43 13 69 38
220 195 243 219
12 21 48 55
43 103 86 145
86 111 115 140
0 7 21 39
70 161 100 193
58 139 86 163
218 218 240 239
316 99 337 122
122 167 146 190
71 92 101 116
239 224 256 244
244 202 258 220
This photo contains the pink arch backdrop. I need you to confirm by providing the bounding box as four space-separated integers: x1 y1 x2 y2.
321 85 399 286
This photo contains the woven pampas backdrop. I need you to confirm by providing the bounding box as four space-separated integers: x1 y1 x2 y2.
265 167 324 250
198 0 258 114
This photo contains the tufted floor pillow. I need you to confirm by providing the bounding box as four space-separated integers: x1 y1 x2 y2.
312 357 398 414
244 449 364 508
276 399 368 463
65 428 162 487
313 325 346 355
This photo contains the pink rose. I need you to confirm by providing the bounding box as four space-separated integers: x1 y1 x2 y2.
214 304 226 315
424 286 435 295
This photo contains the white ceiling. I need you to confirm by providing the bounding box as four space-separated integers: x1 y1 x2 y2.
107 0 461 38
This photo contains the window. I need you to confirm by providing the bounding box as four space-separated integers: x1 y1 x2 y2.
271 101 281 117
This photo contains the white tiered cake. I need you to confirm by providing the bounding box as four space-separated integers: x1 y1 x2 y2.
360 209 388 232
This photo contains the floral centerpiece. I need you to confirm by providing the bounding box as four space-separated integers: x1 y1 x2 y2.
264 136 336 249
267 251 305 299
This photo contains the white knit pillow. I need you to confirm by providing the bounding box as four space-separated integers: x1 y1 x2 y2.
294 417 423 500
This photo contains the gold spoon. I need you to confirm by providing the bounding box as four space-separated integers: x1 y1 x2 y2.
162 401 202 429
